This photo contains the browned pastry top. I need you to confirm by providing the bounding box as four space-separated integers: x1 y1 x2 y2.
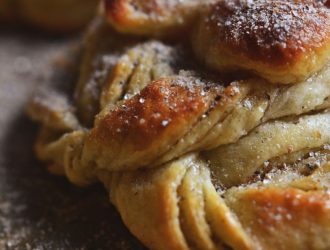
89 76 223 151
206 0 330 66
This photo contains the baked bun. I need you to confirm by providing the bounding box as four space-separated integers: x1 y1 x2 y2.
28 18 330 183
27 5 330 250
0 0 98 33
105 0 213 37
192 0 330 84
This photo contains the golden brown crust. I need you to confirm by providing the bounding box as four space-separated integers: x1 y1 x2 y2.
226 187 330 250
210 0 329 66
83 76 229 171
193 0 330 84
91 78 214 150
105 0 138 27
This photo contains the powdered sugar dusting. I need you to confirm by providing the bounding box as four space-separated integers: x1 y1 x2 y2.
207 0 330 63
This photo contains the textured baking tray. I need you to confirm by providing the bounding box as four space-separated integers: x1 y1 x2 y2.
0 28 145 250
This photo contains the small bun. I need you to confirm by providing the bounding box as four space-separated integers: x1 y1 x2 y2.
105 0 212 38
192 0 330 84
0 0 98 33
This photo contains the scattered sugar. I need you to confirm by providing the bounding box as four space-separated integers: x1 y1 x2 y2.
207 0 330 60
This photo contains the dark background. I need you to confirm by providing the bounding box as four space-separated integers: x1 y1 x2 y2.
0 29 145 250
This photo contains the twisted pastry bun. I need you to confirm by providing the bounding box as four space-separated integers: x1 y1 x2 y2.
192 0 330 84
28 3 330 250
0 0 99 33
30 37 330 181
104 0 214 37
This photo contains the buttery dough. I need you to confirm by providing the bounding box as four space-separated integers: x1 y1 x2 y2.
28 1 330 249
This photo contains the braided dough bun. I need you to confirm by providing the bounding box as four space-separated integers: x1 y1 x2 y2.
29 27 330 178
192 0 330 84
0 0 98 33
28 3 330 250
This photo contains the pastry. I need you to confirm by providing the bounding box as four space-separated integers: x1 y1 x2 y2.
0 0 99 33
28 0 330 249
192 0 330 84
105 0 215 37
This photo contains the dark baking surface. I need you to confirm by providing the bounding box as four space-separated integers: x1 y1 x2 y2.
0 29 146 250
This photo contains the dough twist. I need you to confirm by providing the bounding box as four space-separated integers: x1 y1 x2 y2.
28 1 330 249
